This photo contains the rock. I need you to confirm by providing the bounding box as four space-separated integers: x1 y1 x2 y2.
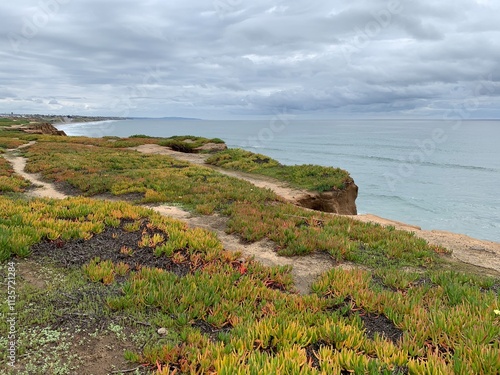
296 181 358 215
194 142 227 152
157 327 168 335
19 123 67 136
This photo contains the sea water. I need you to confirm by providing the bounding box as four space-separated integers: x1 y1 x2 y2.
56 119 500 242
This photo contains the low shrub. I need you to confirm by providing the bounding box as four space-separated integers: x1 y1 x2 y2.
159 135 226 153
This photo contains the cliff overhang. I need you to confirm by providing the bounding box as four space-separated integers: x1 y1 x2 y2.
296 181 358 215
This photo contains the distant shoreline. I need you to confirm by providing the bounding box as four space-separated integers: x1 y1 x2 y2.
54 119 120 126
52 116 125 125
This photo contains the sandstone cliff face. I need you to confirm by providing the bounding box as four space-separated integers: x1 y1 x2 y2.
21 123 67 136
296 181 358 215
194 142 227 152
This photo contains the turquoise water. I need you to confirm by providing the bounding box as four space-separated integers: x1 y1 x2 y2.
56 119 500 242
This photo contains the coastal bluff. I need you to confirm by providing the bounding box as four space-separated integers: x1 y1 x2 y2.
296 181 358 215
7 122 67 136
132 142 358 216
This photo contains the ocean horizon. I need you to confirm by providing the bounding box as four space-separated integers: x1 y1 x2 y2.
56 118 500 243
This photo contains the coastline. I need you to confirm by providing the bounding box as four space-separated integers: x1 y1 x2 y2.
53 118 121 129
52 118 500 243
53 118 121 125
132 143 500 274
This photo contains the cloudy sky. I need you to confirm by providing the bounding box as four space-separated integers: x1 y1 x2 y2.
1 0 499 119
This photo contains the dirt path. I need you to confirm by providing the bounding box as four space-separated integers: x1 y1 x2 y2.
4 142 67 199
150 205 341 293
132 144 500 275
130 144 310 202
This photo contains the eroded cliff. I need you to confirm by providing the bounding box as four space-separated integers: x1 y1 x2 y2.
296 181 358 215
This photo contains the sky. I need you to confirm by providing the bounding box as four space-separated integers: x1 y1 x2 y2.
1 0 499 119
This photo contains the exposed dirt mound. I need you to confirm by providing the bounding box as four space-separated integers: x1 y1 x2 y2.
360 313 403 344
194 142 227 152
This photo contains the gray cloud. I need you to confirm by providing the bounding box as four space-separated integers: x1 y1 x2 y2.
0 0 499 118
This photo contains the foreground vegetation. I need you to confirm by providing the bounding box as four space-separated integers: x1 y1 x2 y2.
0 152 30 193
0 196 498 374
0 127 498 374
207 148 353 191
0 118 31 128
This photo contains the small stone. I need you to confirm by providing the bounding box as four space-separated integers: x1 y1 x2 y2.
470 246 485 251
157 327 168 335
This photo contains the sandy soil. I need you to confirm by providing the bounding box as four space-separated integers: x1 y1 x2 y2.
4 142 67 199
3 142 499 292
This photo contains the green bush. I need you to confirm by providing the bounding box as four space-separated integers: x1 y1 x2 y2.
129 134 155 138
159 135 226 153
163 140 197 153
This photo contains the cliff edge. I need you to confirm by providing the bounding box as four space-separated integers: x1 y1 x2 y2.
23 123 67 136
296 181 358 215
6 123 67 136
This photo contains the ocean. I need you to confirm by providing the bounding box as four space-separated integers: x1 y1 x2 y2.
56 119 500 243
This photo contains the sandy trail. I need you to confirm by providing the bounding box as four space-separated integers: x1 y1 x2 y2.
132 144 500 275
4 142 67 199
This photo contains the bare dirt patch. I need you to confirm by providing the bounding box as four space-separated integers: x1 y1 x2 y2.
70 333 150 375
16 259 49 290
359 313 403 344
31 220 191 277
130 144 208 165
